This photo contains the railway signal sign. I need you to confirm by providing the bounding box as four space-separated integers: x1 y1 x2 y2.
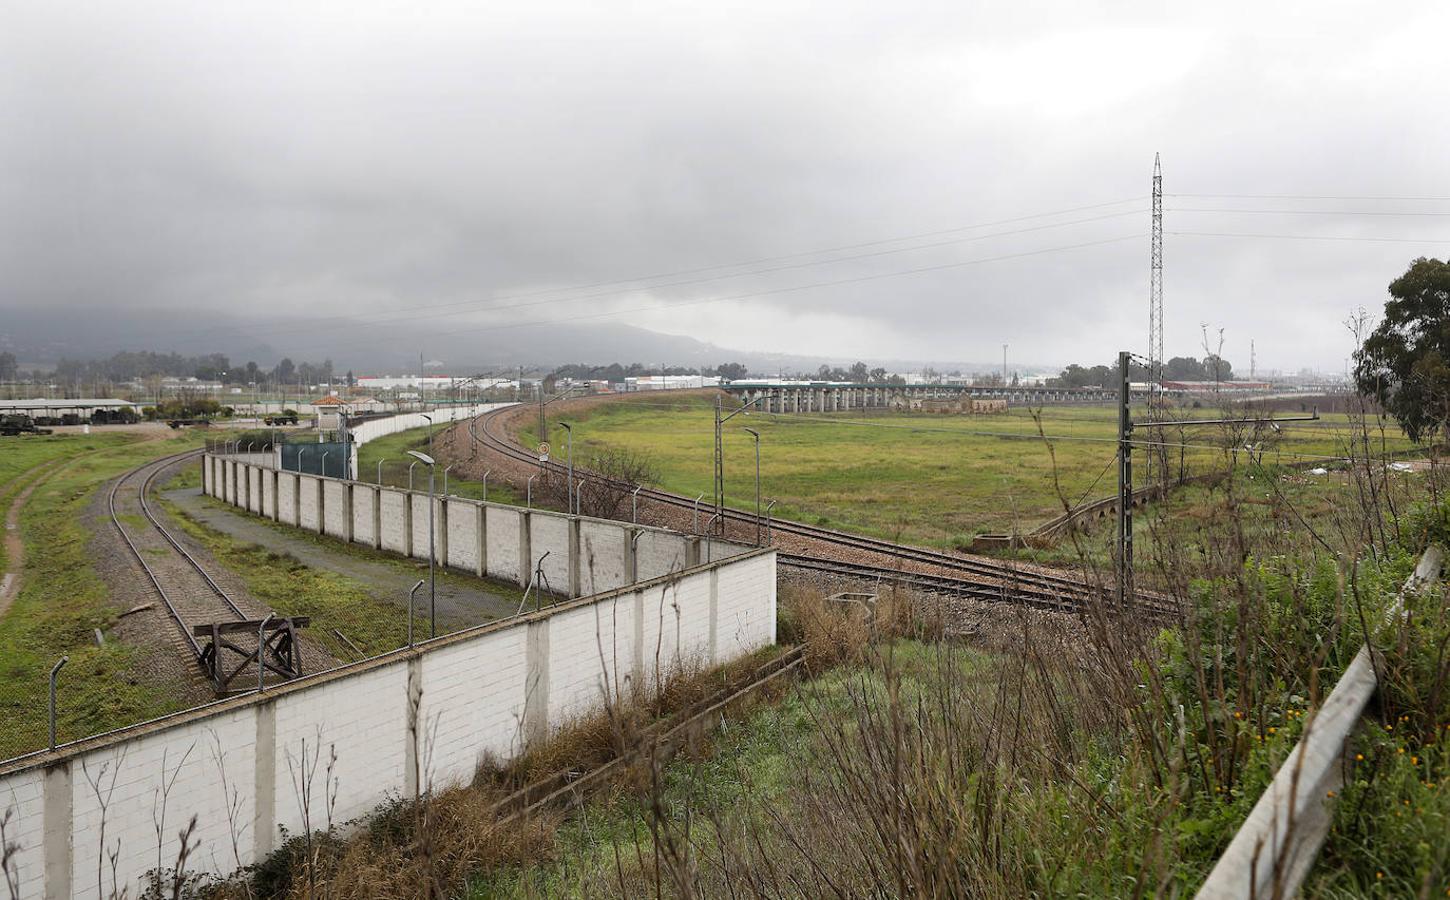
538 441 550 461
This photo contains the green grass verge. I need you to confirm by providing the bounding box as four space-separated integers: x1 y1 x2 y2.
0 434 140 573
0 433 205 759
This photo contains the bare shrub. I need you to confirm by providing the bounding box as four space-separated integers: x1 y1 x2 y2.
538 446 659 518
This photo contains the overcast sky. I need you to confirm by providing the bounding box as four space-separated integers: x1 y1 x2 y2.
3 1 1448 373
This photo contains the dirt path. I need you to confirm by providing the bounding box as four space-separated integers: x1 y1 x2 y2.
0 463 54 615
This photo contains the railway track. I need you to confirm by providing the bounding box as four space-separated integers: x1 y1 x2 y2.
107 450 255 673
464 402 1180 620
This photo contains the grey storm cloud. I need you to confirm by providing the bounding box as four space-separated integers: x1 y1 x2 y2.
3 0 1448 372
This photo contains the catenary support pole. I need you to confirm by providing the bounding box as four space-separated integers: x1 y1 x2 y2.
1117 350 1133 608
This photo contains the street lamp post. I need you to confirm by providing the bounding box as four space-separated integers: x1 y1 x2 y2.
743 428 761 545
559 422 574 516
714 396 763 535
406 450 437 639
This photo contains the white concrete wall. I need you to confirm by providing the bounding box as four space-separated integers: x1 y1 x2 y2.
346 404 509 446
636 530 692 582
4 768 44 900
409 494 435 561
201 454 758 611
445 499 481 574
277 473 299 526
298 477 321 532
352 485 378 547
578 520 629 595
529 513 572 594
485 507 524 583
378 489 410 556
0 545 775 899
322 480 349 540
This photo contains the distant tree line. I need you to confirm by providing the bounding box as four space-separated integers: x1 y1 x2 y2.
1049 355 1236 388
5 350 338 391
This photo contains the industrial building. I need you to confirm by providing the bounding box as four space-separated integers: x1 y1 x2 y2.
0 398 140 423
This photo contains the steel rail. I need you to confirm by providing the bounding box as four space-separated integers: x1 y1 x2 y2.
135 451 246 619
107 449 245 662
779 554 1179 621
467 403 1176 614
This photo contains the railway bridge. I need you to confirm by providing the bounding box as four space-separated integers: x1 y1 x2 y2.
722 381 1156 414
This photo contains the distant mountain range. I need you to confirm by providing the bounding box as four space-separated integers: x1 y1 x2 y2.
0 305 1054 377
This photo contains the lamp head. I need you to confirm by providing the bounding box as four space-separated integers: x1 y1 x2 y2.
406 450 435 466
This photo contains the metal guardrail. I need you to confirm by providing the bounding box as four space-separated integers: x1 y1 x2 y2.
1195 546 1444 899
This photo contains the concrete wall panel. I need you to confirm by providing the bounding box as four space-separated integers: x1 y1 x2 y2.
2 767 44 899
485 506 523 582
635 531 689 582
416 628 528 788
445 499 480 573
546 594 635 724
529 513 571 592
322 480 349 539
378 490 410 555
68 707 257 900
578 520 629 595
270 666 408 836
277 474 299 526
297 475 321 532
352 486 378 547
409 494 436 561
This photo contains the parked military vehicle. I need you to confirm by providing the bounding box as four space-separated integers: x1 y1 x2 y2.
0 415 53 436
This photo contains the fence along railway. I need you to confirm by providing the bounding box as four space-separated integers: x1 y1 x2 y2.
107 449 308 695
465 400 1179 620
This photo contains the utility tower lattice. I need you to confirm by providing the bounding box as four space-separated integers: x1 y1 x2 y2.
1148 153 1164 408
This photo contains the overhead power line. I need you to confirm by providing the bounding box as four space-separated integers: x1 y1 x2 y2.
1170 208 1450 217
1170 231 1450 245
1169 193 1450 202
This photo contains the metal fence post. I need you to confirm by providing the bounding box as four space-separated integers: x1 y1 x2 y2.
765 499 777 544
49 656 68 750
408 580 425 647
632 486 642 523
482 469 491 502
257 613 273 692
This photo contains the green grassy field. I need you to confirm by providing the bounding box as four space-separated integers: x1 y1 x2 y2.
521 394 1417 548
0 433 141 573
0 431 206 759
